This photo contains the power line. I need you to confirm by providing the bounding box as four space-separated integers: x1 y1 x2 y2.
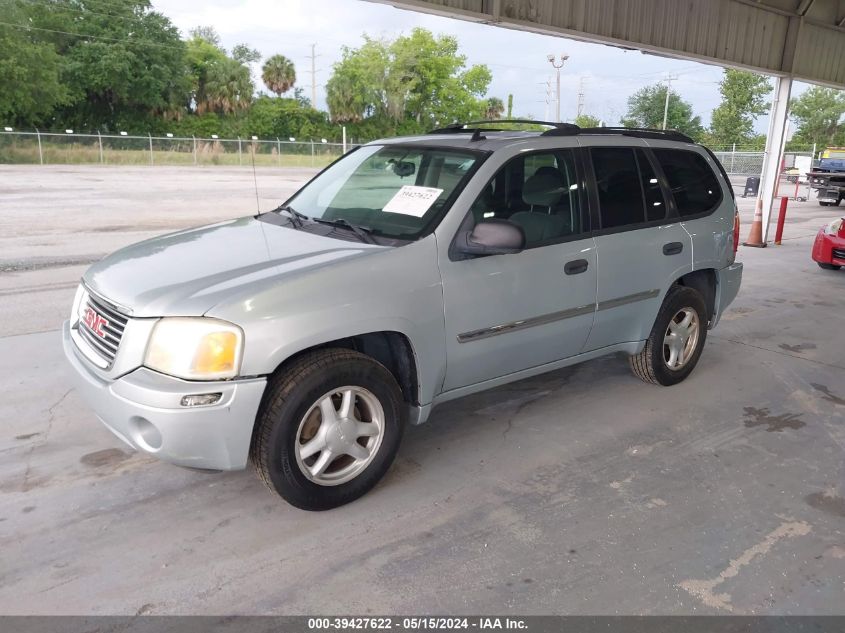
0 19 189 50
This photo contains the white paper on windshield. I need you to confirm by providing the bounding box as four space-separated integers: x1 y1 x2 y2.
383 186 443 217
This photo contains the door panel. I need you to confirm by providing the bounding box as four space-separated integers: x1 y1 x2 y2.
441 238 597 390
583 145 693 350
586 224 691 350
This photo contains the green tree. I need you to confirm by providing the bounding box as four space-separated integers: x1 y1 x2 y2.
483 97 505 119
708 69 770 147
20 0 189 131
0 2 68 126
789 86 845 148
262 55 297 96
190 26 221 47
205 57 254 114
621 83 704 140
232 44 261 65
326 28 491 130
186 28 254 115
574 114 601 128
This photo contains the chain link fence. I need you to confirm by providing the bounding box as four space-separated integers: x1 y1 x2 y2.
0 131 821 181
0 131 356 167
711 149 815 177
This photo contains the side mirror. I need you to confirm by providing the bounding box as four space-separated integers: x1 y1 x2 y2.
455 219 525 256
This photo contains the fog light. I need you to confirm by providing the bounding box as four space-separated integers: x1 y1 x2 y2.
180 393 223 407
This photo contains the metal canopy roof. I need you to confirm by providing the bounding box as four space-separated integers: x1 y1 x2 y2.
366 0 845 88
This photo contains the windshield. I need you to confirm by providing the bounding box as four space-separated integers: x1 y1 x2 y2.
283 144 484 241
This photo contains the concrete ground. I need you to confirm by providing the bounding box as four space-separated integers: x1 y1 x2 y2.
0 166 843 615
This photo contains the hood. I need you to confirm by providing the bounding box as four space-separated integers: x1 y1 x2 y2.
83 216 386 317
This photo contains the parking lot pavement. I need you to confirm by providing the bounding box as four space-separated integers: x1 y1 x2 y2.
0 167 844 615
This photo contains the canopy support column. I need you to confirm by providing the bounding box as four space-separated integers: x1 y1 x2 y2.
758 76 792 243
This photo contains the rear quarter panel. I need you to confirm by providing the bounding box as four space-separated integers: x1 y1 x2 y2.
645 140 736 272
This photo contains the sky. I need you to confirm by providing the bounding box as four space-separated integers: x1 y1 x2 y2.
151 0 808 131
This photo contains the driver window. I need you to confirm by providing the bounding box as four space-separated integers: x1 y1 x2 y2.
468 149 584 248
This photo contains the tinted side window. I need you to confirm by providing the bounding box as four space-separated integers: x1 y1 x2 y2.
636 149 667 222
591 147 645 229
653 149 722 217
468 149 585 248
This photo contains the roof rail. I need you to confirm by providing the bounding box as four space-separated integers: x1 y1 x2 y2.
427 121 696 144
429 120 579 134
549 126 695 143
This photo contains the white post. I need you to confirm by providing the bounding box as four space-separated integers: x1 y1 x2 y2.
555 68 561 123
148 133 154 166
192 135 197 165
98 130 104 164
730 143 736 173
311 139 315 167
238 136 242 166
276 138 282 167
758 76 792 243
342 126 347 154
35 128 43 165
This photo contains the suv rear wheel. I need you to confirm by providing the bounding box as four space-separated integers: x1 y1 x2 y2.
630 285 708 386
251 348 405 510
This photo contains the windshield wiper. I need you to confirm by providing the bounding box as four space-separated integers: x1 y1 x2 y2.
271 204 309 228
312 217 378 244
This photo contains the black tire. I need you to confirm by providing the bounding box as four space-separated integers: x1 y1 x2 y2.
629 285 708 386
251 348 406 511
818 262 841 270
819 201 831 207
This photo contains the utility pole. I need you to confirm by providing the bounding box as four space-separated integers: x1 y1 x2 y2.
540 78 553 121
546 54 569 123
307 43 320 109
662 75 678 130
576 77 585 118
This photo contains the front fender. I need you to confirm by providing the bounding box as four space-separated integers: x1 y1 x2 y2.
206 237 447 407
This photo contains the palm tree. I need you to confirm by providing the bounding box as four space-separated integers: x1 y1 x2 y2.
206 58 254 114
484 97 505 120
262 55 296 96
326 73 366 123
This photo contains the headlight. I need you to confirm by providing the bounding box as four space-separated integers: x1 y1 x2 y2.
145 318 243 380
823 219 843 235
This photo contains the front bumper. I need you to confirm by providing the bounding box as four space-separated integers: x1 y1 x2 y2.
712 262 743 328
63 320 266 470
812 230 845 266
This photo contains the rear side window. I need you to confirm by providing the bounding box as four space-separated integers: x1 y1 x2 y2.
591 147 645 229
653 149 722 217
591 147 668 229
636 149 668 222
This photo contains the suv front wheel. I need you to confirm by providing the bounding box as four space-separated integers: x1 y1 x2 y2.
251 348 405 510
629 285 708 386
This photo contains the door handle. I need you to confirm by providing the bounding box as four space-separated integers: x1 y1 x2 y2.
564 259 589 275
663 242 684 256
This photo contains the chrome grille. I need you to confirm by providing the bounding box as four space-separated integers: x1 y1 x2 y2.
832 248 845 260
76 290 128 367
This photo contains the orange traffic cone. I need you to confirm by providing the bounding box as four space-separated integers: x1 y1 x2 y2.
743 199 767 248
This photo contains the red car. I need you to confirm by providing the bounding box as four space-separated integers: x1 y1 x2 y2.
812 217 845 270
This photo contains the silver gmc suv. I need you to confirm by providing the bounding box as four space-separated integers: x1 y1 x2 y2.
63 121 743 510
